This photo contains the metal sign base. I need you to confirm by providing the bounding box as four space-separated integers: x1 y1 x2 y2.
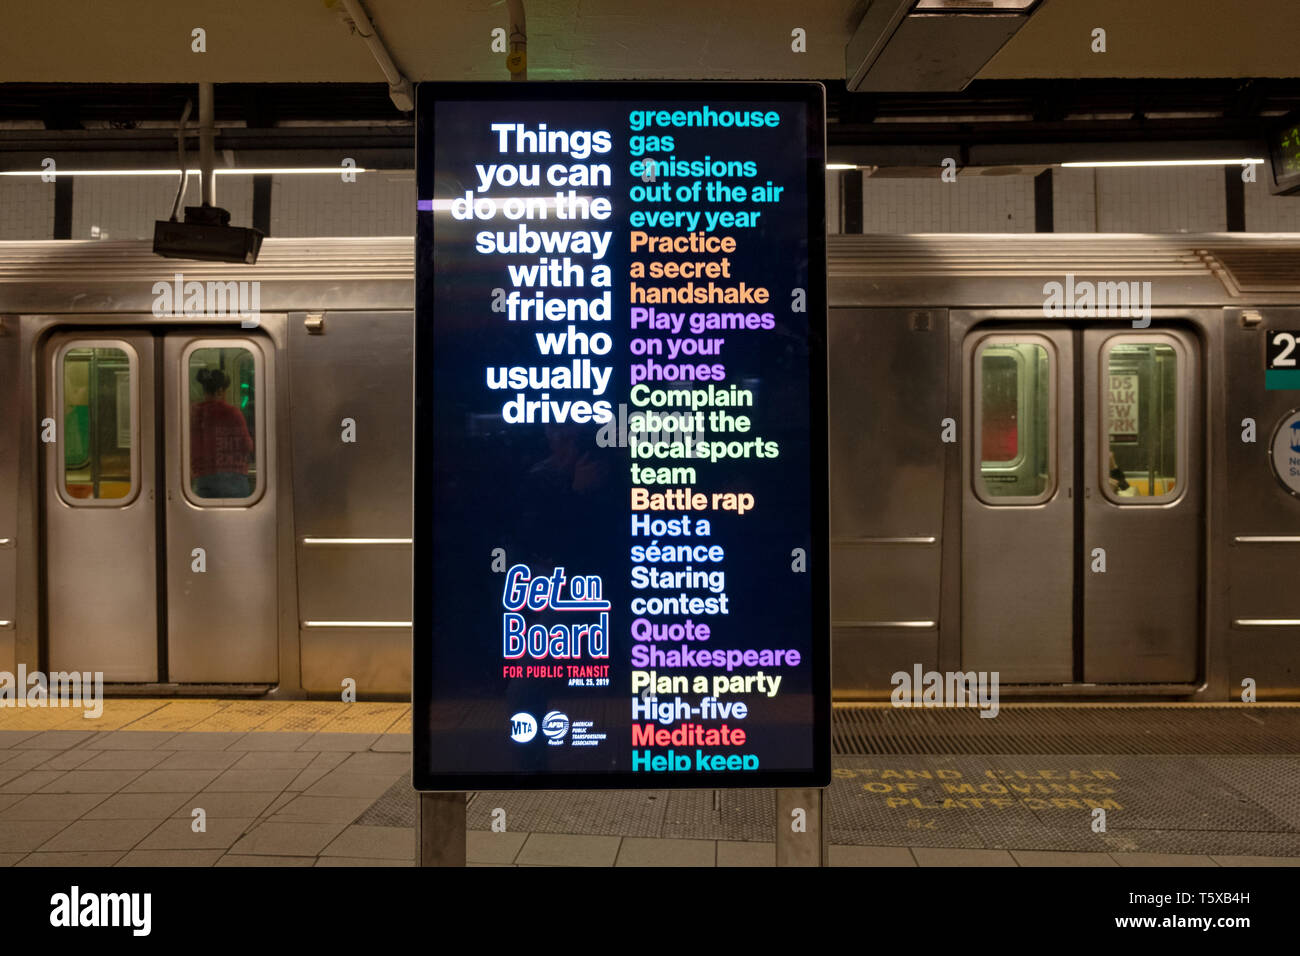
775 787 828 866
418 791 467 867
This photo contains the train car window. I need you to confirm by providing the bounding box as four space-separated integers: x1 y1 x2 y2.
184 344 261 505
974 340 1053 503
1103 341 1181 504
59 344 137 504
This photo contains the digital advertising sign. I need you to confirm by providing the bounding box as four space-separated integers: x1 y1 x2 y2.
413 82 829 791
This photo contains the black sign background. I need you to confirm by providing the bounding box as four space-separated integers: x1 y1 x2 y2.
413 82 829 791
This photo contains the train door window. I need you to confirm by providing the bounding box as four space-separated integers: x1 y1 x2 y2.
973 337 1055 503
182 342 263 505
57 343 138 504
1102 338 1184 504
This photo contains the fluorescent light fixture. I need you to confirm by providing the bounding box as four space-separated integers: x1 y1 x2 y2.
826 163 860 170
1061 158 1264 168
0 166 368 177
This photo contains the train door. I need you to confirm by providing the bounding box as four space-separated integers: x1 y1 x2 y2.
961 326 1202 684
43 329 278 684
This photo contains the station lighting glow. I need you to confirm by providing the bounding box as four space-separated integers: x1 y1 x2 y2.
826 163 860 170
0 167 369 177
1061 159 1265 168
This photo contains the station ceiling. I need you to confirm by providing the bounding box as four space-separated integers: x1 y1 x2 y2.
1 1 1296 171
0 0 1297 84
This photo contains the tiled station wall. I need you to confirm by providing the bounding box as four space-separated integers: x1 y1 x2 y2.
2 166 1300 238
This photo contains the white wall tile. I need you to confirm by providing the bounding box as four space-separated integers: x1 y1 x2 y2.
5 165 1300 240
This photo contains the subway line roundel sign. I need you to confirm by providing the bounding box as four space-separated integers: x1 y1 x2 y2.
413 83 829 791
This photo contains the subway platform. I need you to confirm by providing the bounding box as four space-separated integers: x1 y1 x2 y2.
1 700 1298 867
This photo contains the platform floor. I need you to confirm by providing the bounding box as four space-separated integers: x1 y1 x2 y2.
1 700 1298 867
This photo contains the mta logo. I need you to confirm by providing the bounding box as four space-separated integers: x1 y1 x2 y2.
509 712 537 743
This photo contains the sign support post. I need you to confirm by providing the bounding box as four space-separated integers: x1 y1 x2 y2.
418 791 466 867
775 786 827 866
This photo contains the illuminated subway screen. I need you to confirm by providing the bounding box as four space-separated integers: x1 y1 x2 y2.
413 83 829 790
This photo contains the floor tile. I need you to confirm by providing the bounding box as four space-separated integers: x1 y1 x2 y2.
371 734 411 753
616 837 715 867
717 840 776 867
230 732 314 751
830 845 917 867
286 768 331 793
302 770 396 800
39 750 100 771
270 795 375 823
122 769 223 793
1210 855 1300 866
16 731 97 750
37 769 144 793
154 750 243 771
80 750 170 771
296 733 381 752
179 791 279 819
39 818 160 853
1012 850 1118 867
467 829 527 864
0 751 62 771
230 751 318 771
260 793 297 818
135 817 256 851
204 769 299 792
0 820 71 852
215 854 316 867
156 732 246 751
334 752 408 776
227 820 350 856
316 857 413 867
321 825 414 860
1 792 107 821
87 732 179 750
516 833 621 867
0 771 65 793
117 849 224 867
85 792 197 820
912 847 1017 867
1113 853 1219 867
17 850 124 867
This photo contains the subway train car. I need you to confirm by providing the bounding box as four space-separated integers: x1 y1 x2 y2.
0 233 1297 701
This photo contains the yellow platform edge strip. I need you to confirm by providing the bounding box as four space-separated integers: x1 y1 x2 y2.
0 698 411 734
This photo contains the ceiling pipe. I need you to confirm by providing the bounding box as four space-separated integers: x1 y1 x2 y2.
198 82 215 207
507 0 526 81
338 0 414 111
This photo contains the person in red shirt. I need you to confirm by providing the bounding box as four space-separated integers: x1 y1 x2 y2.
191 367 254 499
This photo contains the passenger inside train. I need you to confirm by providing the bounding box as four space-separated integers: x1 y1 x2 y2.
190 366 254 499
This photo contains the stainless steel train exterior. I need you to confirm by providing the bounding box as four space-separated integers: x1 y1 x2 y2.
1 234 1297 700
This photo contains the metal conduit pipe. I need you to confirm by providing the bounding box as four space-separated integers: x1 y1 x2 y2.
198 82 215 207
507 0 526 81
339 0 414 111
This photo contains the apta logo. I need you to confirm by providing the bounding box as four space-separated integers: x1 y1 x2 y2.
509 712 537 743
542 710 570 745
